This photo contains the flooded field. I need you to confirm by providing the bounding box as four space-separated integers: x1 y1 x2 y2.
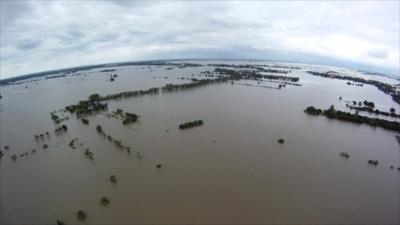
0 60 399 224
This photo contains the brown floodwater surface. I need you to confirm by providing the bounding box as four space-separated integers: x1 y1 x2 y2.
0 61 399 224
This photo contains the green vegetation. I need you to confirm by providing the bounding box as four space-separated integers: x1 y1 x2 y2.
100 197 110 206
340 152 350 158
123 112 139 125
110 175 117 183
113 109 139 125
76 210 87 221
84 148 94 160
363 100 375 108
65 94 108 116
50 112 60 123
179 120 204 129
100 69 116 72
368 160 378 166
55 125 68 134
304 105 400 132
96 125 103 133
69 139 76 149
306 71 400 105
61 66 299 120
346 104 400 118
81 118 89 124
214 68 299 82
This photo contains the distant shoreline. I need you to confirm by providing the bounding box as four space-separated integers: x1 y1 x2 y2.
0 58 397 85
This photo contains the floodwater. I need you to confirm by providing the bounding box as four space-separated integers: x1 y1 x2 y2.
0 60 399 224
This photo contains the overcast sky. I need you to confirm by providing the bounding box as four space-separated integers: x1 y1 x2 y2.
1 0 399 79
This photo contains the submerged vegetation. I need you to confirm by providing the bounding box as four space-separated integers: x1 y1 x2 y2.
76 210 87 221
340 152 350 158
54 124 68 134
100 197 110 206
368 160 379 166
61 66 300 118
4 62 400 225
112 109 139 125
110 175 117 183
179 120 204 129
304 105 400 132
346 104 400 118
306 71 400 105
81 118 89 124
84 148 94 160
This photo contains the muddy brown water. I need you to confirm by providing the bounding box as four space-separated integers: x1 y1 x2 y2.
0 61 399 224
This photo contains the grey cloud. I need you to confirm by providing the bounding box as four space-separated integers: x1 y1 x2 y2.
368 49 389 59
16 39 43 50
0 1 398 78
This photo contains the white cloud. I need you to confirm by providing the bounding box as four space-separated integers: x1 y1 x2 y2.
0 0 399 79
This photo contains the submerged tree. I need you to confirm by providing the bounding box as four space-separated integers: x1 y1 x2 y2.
96 125 103 133
110 175 117 183
85 148 94 160
76 210 87 221
81 118 89 125
100 197 110 206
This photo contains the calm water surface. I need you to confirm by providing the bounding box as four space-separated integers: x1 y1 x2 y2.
1 61 399 224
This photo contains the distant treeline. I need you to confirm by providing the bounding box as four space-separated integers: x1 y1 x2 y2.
45 74 66 80
208 64 290 74
306 71 400 105
100 69 117 72
214 68 299 82
304 105 400 132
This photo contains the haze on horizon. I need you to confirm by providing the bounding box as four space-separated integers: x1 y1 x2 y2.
0 0 399 79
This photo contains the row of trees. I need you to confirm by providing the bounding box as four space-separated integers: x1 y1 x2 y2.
346 105 399 118
304 105 400 132
306 71 400 105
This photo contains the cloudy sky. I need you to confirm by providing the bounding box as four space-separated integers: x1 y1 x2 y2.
1 0 399 79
